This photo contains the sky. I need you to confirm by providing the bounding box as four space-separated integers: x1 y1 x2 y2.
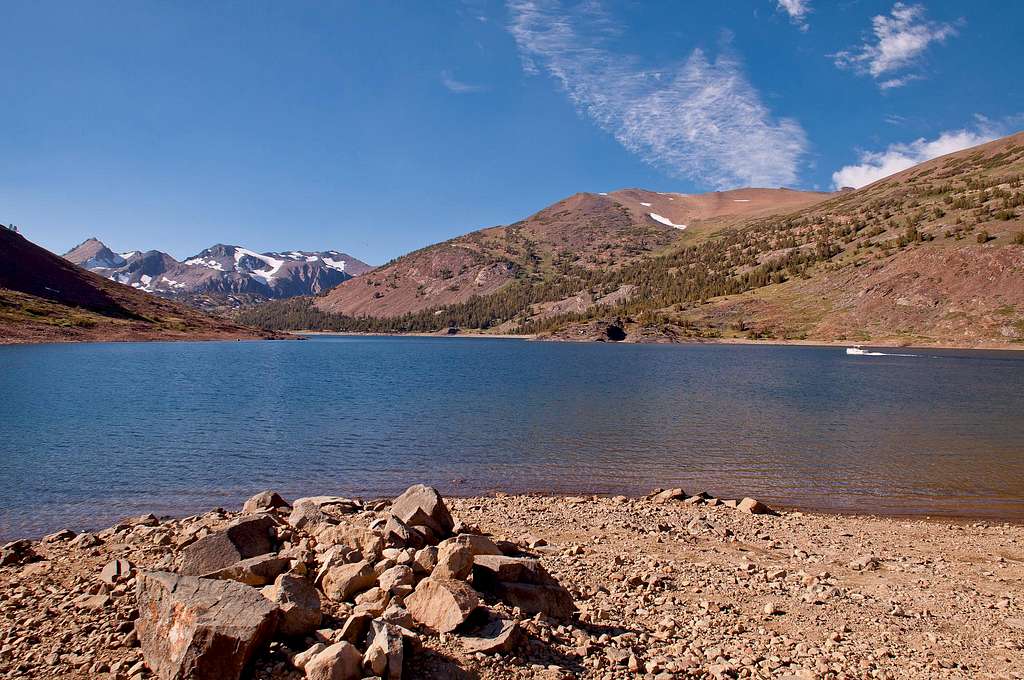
2 1 1023 265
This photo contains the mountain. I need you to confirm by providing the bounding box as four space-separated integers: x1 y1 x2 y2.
0 229 276 344
64 240 373 306
311 187 832 318
239 131 1024 348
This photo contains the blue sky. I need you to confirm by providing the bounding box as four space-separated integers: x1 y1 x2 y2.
2 1 1022 264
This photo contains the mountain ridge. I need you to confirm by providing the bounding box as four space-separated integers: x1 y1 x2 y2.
64 239 374 307
238 131 1024 348
0 229 276 344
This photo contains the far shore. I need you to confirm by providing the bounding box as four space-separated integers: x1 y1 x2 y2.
290 329 1024 352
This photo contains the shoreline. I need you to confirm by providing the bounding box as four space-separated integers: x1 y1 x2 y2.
3 487 1022 679
6 488 1024 544
291 329 1024 352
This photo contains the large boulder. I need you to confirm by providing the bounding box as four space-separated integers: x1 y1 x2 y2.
472 555 575 619
179 515 276 576
304 641 362 680
243 490 290 514
390 485 454 537
203 553 290 586
321 560 376 602
737 497 774 515
263 573 322 637
135 571 279 680
405 577 479 633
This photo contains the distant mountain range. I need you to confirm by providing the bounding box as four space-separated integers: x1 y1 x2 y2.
0 229 273 344
240 131 1024 348
63 239 373 305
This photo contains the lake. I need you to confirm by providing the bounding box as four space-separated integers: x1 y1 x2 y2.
2 336 1023 539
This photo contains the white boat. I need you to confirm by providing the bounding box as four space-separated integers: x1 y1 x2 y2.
846 346 867 355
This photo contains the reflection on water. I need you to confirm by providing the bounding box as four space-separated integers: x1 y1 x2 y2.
1 336 1022 539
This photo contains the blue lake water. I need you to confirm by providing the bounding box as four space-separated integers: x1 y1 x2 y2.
1 336 1023 539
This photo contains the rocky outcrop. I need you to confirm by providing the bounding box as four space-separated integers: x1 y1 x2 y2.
135 571 279 680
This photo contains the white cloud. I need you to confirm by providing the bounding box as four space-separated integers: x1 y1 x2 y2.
440 70 485 93
833 3 957 88
831 127 995 189
507 0 808 189
776 0 811 31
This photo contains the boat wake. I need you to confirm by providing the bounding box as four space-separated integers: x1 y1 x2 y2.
846 346 918 358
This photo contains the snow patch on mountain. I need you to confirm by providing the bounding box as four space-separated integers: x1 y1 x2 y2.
649 213 687 230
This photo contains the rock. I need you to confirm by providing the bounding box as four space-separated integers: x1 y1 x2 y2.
316 521 384 559
763 601 779 615
472 555 554 586
405 577 480 633
292 643 327 670
381 604 416 628
42 529 76 543
100 558 133 584
1 539 39 567
263 574 322 637
737 497 773 515
338 613 372 644
322 560 376 602
287 503 331 531
722 499 739 508
203 553 290 586
75 592 111 610
446 533 504 556
390 485 455 538
378 564 415 593
384 516 426 550
651 488 686 503
135 571 279 680
363 620 404 679
472 555 575 619
179 515 276 576
489 581 575 619
69 532 101 548
304 641 362 680
412 546 439 574
849 555 881 571
432 543 473 580
462 616 521 654
243 490 290 514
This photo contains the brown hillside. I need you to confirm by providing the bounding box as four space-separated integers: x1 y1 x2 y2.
314 188 832 318
0 229 277 344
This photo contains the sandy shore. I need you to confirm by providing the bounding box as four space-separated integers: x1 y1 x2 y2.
2 491 1022 679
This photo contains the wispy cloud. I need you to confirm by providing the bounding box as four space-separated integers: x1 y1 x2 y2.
440 69 485 93
830 117 1011 189
507 0 808 189
776 0 811 31
832 3 957 89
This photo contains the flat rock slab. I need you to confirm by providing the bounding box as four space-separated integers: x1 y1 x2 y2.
135 571 279 680
179 515 276 576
